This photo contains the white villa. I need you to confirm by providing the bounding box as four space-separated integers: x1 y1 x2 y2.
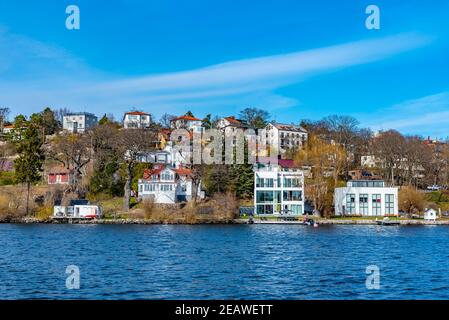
266 122 308 152
254 158 305 215
216 116 249 132
138 164 204 204
123 111 151 129
63 112 98 133
170 115 203 132
334 180 398 216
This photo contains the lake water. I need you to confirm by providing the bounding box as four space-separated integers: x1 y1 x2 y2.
0 224 448 299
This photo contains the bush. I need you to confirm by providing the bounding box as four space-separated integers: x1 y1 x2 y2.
0 171 14 186
399 186 425 215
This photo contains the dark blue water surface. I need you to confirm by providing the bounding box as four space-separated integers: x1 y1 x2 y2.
0 224 448 299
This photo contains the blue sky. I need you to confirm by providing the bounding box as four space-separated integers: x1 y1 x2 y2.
0 0 449 137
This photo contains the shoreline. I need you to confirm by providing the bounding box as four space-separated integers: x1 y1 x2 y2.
1 217 449 225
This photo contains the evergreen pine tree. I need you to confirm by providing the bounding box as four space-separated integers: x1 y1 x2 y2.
12 119 45 215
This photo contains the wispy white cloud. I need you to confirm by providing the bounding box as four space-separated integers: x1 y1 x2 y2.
362 92 449 138
0 28 431 120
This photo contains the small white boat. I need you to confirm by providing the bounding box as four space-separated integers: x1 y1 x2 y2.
376 217 400 226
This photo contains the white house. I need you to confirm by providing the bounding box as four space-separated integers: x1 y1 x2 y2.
424 208 438 221
170 115 203 133
254 158 305 215
265 122 308 152
361 155 379 168
1 124 14 135
216 116 249 146
135 143 192 169
123 111 151 129
334 180 399 216
216 116 249 132
63 112 98 133
138 164 204 204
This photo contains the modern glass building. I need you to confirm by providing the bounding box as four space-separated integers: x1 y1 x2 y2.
254 159 305 216
334 180 399 216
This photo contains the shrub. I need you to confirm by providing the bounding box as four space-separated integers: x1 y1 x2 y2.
399 186 425 215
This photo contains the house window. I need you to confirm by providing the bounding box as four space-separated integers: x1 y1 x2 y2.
284 178 293 188
385 194 394 215
256 178 273 188
372 194 382 215
346 194 356 214
256 204 273 215
161 173 173 181
290 205 302 214
256 191 273 203
144 184 155 192
359 194 368 215
283 191 302 201
161 184 173 191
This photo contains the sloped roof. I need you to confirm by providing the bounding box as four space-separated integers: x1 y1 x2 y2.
142 165 192 179
170 115 201 122
173 168 192 176
270 122 307 133
48 165 73 174
257 157 298 168
125 111 150 116
223 117 248 127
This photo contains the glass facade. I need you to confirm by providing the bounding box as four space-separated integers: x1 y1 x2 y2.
346 194 356 214
359 194 368 215
372 194 381 215
283 191 302 201
385 194 394 215
350 180 384 188
256 191 273 203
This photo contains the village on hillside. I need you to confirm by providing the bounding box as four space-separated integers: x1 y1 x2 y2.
0 106 448 223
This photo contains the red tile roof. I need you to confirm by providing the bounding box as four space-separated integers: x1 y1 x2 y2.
225 116 241 124
173 168 192 176
278 159 297 168
125 111 150 116
171 115 201 121
257 157 298 168
142 165 192 179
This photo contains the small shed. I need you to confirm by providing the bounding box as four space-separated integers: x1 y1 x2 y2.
424 208 438 221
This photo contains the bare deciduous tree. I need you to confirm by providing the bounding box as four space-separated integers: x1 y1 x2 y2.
113 129 157 211
49 133 92 198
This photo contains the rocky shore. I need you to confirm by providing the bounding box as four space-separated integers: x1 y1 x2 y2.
2 216 449 225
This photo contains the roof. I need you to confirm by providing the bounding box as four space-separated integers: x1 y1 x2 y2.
66 112 97 117
125 111 150 116
48 166 73 174
223 117 248 127
270 122 307 133
170 115 201 122
278 159 297 168
142 165 192 179
257 157 298 169
173 168 192 176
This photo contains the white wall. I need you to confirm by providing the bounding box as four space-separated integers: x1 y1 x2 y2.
334 186 399 216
